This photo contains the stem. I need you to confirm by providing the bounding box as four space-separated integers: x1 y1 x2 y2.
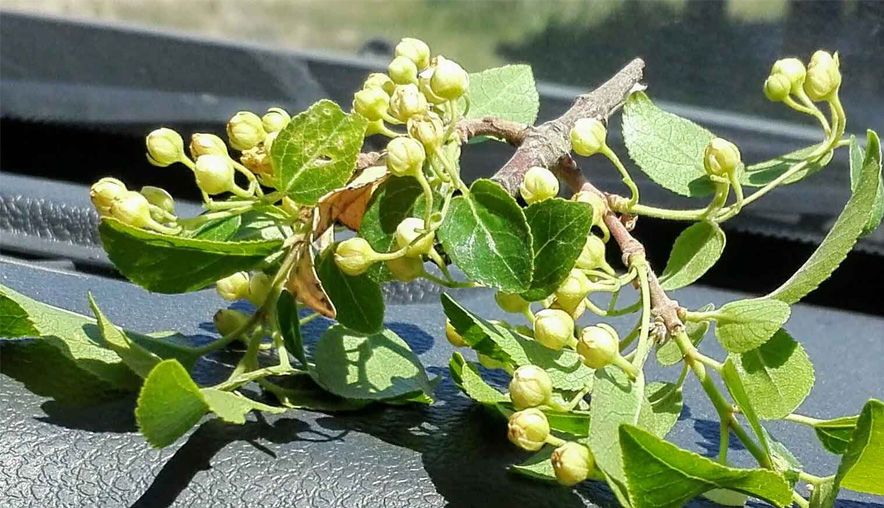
212 364 305 391
544 435 567 447
784 413 823 426
718 419 730 463
601 146 639 206
415 171 435 227
792 492 810 508
631 258 652 369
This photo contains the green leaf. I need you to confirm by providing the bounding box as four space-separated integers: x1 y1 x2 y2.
276 290 307 367
721 357 772 461
88 294 161 379
768 130 882 304
185 210 291 242
510 446 557 483
448 352 508 404
702 489 749 507
521 199 594 301
99 217 282 294
439 179 533 292
622 92 716 197
620 425 792 508
270 100 368 206
656 304 712 366
311 325 433 402
727 330 814 420
714 298 791 353
135 359 208 448
741 144 833 187
835 398 884 495
850 132 884 236
466 65 539 125
200 389 285 424
813 415 859 455
265 376 371 412
660 221 726 290
358 176 440 282
589 367 644 487
637 382 683 438
315 245 384 334
0 288 39 338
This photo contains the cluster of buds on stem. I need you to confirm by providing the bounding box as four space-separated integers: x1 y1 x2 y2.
765 50 841 103
90 177 180 234
215 271 273 306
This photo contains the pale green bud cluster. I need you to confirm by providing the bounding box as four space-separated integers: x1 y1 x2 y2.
570 118 607 157
576 235 609 271
495 292 529 314
763 72 792 103
247 272 272 306
429 56 469 101
408 112 445 150
390 84 428 122
395 217 435 257
554 269 592 314
703 138 742 177
507 408 550 451
533 309 575 350
140 186 175 215
764 51 841 104
90 177 128 216
146 128 185 167
261 107 291 133
353 87 391 122
395 38 431 71
804 50 841 101
216 272 250 301
386 137 426 178
364 73 396 95
386 256 424 282
574 191 606 227
577 325 620 369
509 365 552 410
771 58 806 94
213 308 249 336
110 191 153 228
519 167 559 204
189 133 228 158
227 111 267 151
195 154 237 195
551 442 595 486
389 56 419 85
334 238 377 276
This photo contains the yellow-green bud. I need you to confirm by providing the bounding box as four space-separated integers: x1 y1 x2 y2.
334 238 376 276
353 87 391 122
804 50 841 101
771 57 806 93
519 166 559 204
507 408 550 451
246 272 272 306
263 131 278 155
189 133 228 158
495 292 529 314
261 107 290 133
390 84 428 122
574 191 607 227
90 177 127 216
478 353 508 371
226 111 267 151
213 308 249 336
430 56 469 100
445 320 466 347
194 154 236 195
418 68 446 104
386 256 424 282
509 365 552 410
407 112 445 150
364 73 396 95
110 191 152 228
576 235 607 271
551 442 595 486
386 136 426 177
388 55 418 85
703 138 742 177
577 325 619 369
146 128 184 167
555 269 592 314
395 38 431 70
395 217 434 257
533 309 575 350
763 72 792 102
216 272 250 301
140 186 175 215
570 118 607 157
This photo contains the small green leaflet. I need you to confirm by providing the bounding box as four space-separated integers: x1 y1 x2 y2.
439 179 534 293
656 303 712 366
521 199 594 301
510 446 557 483
466 65 539 126
315 245 384 334
721 358 772 462
637 382 683 438
311 325 434 402
136 359 208 448
741 144 833 187
834 398 884 495
621 92 716 197
619 425 792 508
0 288 38 338
88 294 161 379
449 352 508 405
660 221 725 290
813 415 859 455
849 132 884 236
270 99 367 206
768 130 881 304
588 367 644 488
714 297 791 353
185 210 291 242
276 290 307 367
99 218 281 294
201 389 285 425
265 375 370 412
727 330 814 420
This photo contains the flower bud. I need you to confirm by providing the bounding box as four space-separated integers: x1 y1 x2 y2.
194 154 237 195
478 353 508 371
577 325 619 369
771 58 806 93
804 50 841 101
395 38 431 70
533 309 575 350
363 72 396 95
763 72 792 103
574 191 607 227
509 365 552 410
507 408 550 451
261 107 290 133
388 55 419 85
140 186 175 215
495 292 529 314
247 272 272 305
703 138 742 177
445 320 466 347
390 84 428 122
386 136 426 177
570 118 607 157
216 272 250 301
334 238 376 276
418 68 446 104
407 112 445 150
430 56 469 100
519 166 559 204
110 191 152 228
555 269 592 314
386 256 424 282
353 87 391 122
551 442 595 486
576 235 607 271
213 308 249 336
146 128 184 167
189 133 228 158
227 111 267 151
90 177 127 216
395 217 434 257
